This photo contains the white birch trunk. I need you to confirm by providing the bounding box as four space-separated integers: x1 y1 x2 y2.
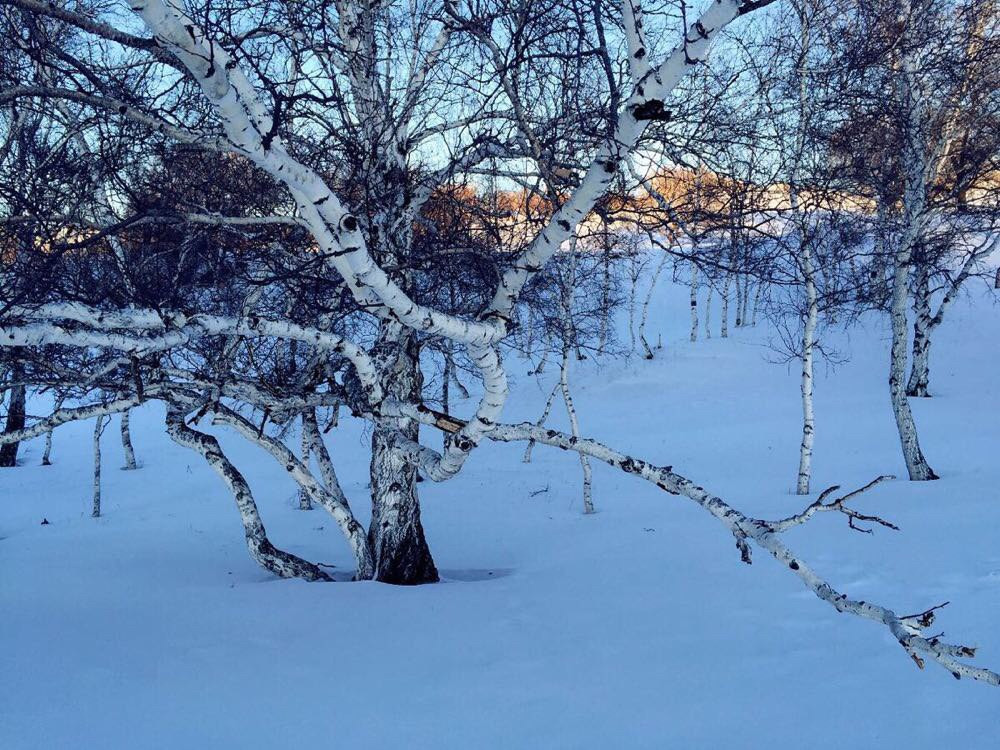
558 237 594 513
906 266 932 398
120 410 137 470
690 262 699 342
735 275 745 328
740 276 751 327
91 415 105 518
299 412 313 510
598 245 612 355
522 383 560 463
302 411 375 578
889 250 937 481
211 406 374 579
638 251 669 359
720 275 731 339
41 396 60 466
560 346 594 514
164 407 331 581
705 284 713 339
889 9 938 482
368 326 438 584
796 241 818 495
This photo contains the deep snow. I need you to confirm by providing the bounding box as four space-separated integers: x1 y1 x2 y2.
2 269 999 748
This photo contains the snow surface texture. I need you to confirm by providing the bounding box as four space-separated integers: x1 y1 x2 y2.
2 270 999 748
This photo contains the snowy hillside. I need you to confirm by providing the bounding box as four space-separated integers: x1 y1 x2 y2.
2 270 999 749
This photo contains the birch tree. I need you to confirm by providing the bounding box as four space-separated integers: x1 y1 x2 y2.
2 0 999 687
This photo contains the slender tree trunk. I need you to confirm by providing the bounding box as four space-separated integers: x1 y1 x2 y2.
627 269 638 351
797 241 818 495
720 275 731 339
165 407 331 581
448 356 470 399
740 277 751 328
0 380 26 468
560 345 594 514
41 404 58 466
522 383 560 463
549 236 595 512
906 265 932 397
369 326 438 585
301 410 375 579
889 249 938 481
598 243 612 354
735 274 745 327
705 284 713 339
120 410 137 470
751 283 762 326
873 200 892 309
92 416 105 518
442 346 451 449
638 252 668 359
299 412 313 510
690 262 699 342
532 349 549 376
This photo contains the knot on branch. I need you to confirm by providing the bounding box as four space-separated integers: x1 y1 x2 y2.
733 529 752 564
630 99 671 122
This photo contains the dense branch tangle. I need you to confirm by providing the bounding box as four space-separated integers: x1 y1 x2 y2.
1 0 772 503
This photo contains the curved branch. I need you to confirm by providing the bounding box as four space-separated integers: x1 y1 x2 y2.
164 406 332 582
485 422 998 684
388 401 999 686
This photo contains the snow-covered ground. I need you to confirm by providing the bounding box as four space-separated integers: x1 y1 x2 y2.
2 270 999 748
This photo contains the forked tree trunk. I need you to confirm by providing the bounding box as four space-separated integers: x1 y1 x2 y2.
165 407 331 581
889 29 937 483
214 406 374 579
906 239 995 397
120 410 137 470
369 327 439 584
889 250 938 481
